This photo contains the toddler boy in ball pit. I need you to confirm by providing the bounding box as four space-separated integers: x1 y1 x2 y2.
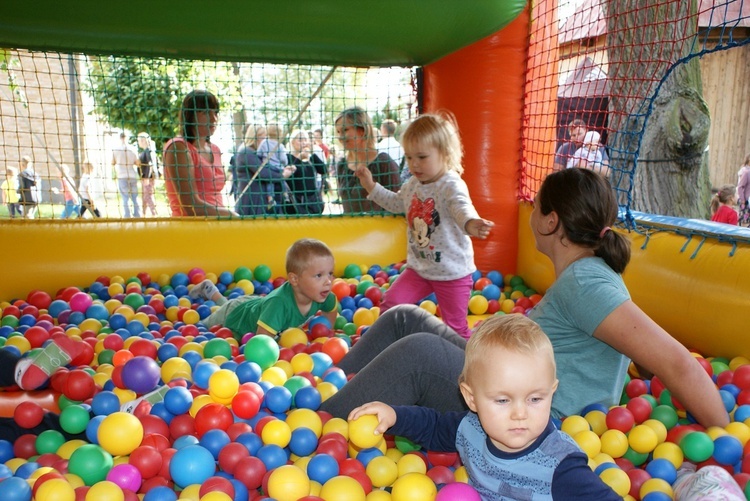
190 238 338 341
349 314 622 500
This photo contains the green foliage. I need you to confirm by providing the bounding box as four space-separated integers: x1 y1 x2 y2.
85 56 242 150
0 49 27 107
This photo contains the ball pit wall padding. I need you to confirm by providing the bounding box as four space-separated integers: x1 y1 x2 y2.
517 203 750 360
0 0 527 66
0 390 60 417
0 217 407 302
422 7 529 275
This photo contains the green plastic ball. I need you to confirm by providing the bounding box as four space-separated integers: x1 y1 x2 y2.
68 444 114 486
244 334 280 370
123 293 145 310
343 264 361 279
622 446 649 466
1 316 19 328
394 435 420 453
254 264 272 283
97 349 115 365
680 432 714 462
650 405 678 429
356 281 374 295
35 429 66 455
58 394 81 409
342 323 357 336
334 316 347 330
203 338 232 359
234 266 253 282
284 375 312 399
60 404 91 434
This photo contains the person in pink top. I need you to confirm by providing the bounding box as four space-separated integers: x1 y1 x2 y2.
710 184 738 225
163 90 236 217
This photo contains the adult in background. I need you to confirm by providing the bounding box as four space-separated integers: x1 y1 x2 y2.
335 107 400 213
553 119 609 172
162 90 236 217
736 153 750 226
287 129 326 215
378 119 406 181
111 132 141 218
319 168 729 430
137 132 158 217
18 155 41 219
230 125 264 216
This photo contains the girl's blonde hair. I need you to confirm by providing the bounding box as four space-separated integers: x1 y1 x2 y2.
244 125 267 149
266 123 285 141
460 314 555 386
335 107 377 160
400 112 464 175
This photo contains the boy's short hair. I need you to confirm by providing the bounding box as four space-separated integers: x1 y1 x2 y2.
460 314 555 384
285 238 334 275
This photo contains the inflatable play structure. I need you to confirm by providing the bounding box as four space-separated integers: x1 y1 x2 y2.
2 0 748 362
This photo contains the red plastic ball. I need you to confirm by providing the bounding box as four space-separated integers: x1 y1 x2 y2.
27 290 52 310
199 476 235 499
194 403 234 437
63 369 96 401
716 370 734 388
158 448 177 481
232 390 261 420
169 413 196 441
322 337 348 364
427 465 455 485
310 323 332 340
605 406 635 433
339 458 366 476
129 446 163 479
733 365 750 391
364 286 383 306
227 422 253 441
13 433 38 459
316 435 348 462
625 379 649 399
626 396 653 424
24 326 50 349
139 415 170 439
128 339 158 359
473 277 492 291
140 433 171 451
233 456 267 490
427 451 458 468
650 376 666 399
14 401 45 429
218 442 250 475
626 467 651 499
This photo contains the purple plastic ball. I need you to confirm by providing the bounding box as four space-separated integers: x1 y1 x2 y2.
121 356 161 394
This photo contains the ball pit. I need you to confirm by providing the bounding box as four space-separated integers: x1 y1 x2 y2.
0 263 749 500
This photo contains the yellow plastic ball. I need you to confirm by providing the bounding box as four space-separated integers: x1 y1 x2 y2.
108 283 125 298
352 308 375 327
182 309 201 325
189 394 215 417
561 415 590 438
454 465 469 483
725 421 750 445
574 430 601 458
640 478 673 499
63 473 84 489
348 414 382 449
500 299 516 314
600 429 629 458
291 353 315 374
317 381 339 402
35 477 75 501
729 356 750 371
279 328 308 348
706 425 729 440
78 318 103 334
178 341 204 357
208 369 240 400
366 490 392 501
385 447 404 463
419 300 437 315
274 360 294 379
584 410 608 436
85 480 124 501
161 357 193 383
5 336 31 353
57 439 87 460
652 442 684 469
599 467 631 497
467 295 489 315
397 453 427 476
97 412 143 457
180 484 202 500
628 424 659 454
165 306 181 323
262 419 292 448
266 465 311 501
391 472 436 501
322 417 349 440
366 455 399 488
29 466 56 481
592 453 615 468
235 279 255 295
261 366 288 386
320 475 366 501
286 409 323 437
200 493 233 501
642 419 668 444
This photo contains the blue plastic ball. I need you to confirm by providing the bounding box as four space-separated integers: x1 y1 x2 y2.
644 458 677 484
256 444 288 470
1 476 32 501
712 435 743 466
322 368 347 390
149 402 175 424
164 386 194 416
356 447 384 468
157 343 179 362
47 299 70 318
85 303 110 321
480 284 501 301
173 435 200 450
339 296 356 311
200 429 231 460
193 360 221 390
0 440 13 463
236 361 262 384
14 461 40 479
289 427 319 457
91 391 122 416
264 386 292 414
170 273 190 289
486 270 503 286
310 352 333 378
170 444 216 488
307 453 339 484
308 316 332 330
182 350 203 370
719 389 736 412
294 386 322 410
734 404 750 422
85 415 105 444
235 432 263 456
143 485 178 501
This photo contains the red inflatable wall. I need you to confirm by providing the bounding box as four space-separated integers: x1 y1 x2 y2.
422 8 529 274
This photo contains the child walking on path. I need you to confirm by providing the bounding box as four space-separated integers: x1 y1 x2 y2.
191 238 338 340
349 314 621 500
2 166 22 217
354 113 493 338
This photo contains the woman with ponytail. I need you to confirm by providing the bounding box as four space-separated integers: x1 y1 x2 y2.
320 168 729 428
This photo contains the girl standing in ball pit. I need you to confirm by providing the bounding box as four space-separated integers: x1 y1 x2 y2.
320 168 729 430
354 112 494 338
162 90 237 217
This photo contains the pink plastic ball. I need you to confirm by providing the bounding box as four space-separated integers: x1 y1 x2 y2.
106 463 143 492
69 292 93 313
436 482 482 501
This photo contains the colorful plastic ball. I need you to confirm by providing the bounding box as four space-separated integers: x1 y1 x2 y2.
90 391 121 416
712 434 743 466
35 430 66 455
628 424 659 454
62 369 96 402
162 386 193 416
436 481 482 501
208 369 240 400
348 414 381 449
289 427 319 457
319 475 366 501
644 457 677 484
121 356 161 394
35 477 75 501
261 420 292 448
203 338 233 359
467 295 489 315
59 404 91 435
192 360 220 390
599 467 631 497
649 405 678 429
14 401 45 429
365 455 398 488
97 412 144 457
265 385 293 413
106 463 142 492
200 429 231 460
680 431 715 462
391 472 437 501
143 485 177 501
606 407 635 433
574 430 601 458
305 452 339 485
639 478 673 500
169 444 216 488
600 429 629 458
256 444 289 471
244 335 280 371
2 476 33 501
194 403 233 437
295 386 322 410
68 444 114 486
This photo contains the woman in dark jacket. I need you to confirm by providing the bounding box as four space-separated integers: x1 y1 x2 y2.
286 129 326 215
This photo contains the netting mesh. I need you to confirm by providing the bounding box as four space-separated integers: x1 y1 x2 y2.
1 0 749 222
0 54 415 218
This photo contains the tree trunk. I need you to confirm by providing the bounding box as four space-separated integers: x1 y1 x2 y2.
606 0 713 218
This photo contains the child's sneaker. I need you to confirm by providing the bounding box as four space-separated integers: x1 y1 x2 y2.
15 334 84 390
189 279 219 302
